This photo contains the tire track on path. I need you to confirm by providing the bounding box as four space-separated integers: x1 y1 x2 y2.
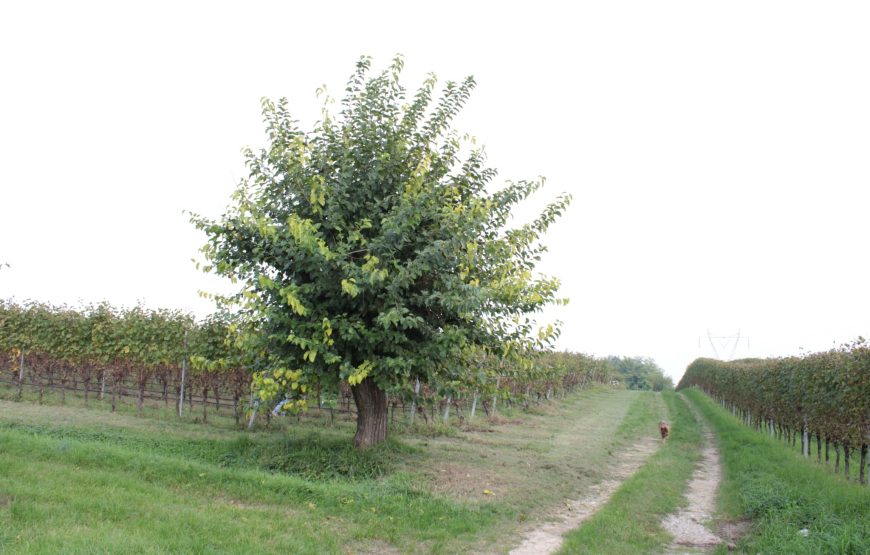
661 395 727 553
508 434 662 554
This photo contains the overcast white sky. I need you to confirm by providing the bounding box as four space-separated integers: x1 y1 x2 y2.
2 1 869 382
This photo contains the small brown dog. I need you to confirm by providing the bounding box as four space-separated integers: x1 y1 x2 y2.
659 421 670 440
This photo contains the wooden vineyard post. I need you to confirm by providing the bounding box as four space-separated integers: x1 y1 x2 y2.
16 351 25 401
802 417 809 458
492 376 501 415
247 396 259 430
409 378 420 425
844 445 851 480
178 358 187 417
470 390 479 420
442 394 451 424
860 443 867 485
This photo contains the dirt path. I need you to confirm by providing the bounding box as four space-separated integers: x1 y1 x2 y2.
508 435 661 555
661 396 725 553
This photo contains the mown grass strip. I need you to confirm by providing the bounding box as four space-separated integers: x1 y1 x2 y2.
683 388 870 555
0 427 500 554
611 389 666 445
558 392 704 554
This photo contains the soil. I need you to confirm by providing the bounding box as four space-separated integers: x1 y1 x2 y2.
661 397 729 553
508 436 662 555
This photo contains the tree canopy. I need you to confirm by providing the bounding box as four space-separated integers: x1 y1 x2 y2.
191 56 570 447
607 356 673 391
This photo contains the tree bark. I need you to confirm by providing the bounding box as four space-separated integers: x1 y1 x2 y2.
351 377 387 449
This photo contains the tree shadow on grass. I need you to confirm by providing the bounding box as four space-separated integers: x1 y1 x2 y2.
220 432 419 481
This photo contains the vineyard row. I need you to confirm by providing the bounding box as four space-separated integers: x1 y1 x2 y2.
0 352 611 428
1 300 614 427
677 342 870 484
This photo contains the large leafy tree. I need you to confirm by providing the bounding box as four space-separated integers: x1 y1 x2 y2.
192 56 570 447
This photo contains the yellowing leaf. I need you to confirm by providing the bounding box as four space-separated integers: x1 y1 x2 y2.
347 360 373 386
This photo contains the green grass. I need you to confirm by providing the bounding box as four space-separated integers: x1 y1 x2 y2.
684 388 870 555
0 386 654 553
610 389 668 444
558 391 704 554
0 425 502 554
0 419 411 481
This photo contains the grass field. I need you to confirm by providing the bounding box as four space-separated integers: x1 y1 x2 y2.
0 385 662 554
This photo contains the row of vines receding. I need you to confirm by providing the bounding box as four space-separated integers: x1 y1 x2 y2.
0 299 615 427
677 342 870 483
0 299 249 422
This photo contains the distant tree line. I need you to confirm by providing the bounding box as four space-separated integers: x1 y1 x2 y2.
607 356 673 391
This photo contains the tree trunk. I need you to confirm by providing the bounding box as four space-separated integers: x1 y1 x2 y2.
351 377 387 449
